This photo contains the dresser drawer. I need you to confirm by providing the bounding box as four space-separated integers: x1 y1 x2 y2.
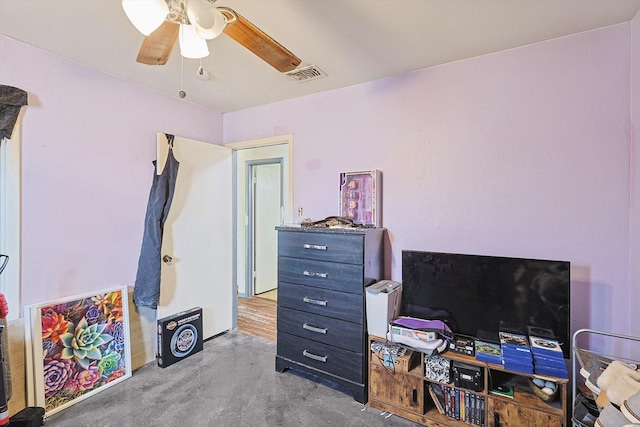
278 282 364 324
277 332 365 384
277 306 364 353
278 231 364 264
279 257 363 293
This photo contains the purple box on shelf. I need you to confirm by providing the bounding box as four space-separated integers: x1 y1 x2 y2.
339 169 381 226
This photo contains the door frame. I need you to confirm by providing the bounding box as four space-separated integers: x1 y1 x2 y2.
246 158 284 297
0 113 23 320
225 134 293 328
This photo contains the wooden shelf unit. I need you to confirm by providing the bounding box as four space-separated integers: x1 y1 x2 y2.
368 336 569 427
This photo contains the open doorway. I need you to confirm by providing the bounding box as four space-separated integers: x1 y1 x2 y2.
227 135 292 337
247 159 282 299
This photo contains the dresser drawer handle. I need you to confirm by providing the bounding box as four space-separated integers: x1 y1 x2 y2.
303 270 328 278
302 350 328 363
303 296 328 306
303 243 328 251
302 323 328 334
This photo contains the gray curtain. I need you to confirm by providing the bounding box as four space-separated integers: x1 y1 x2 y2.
0 85 28 140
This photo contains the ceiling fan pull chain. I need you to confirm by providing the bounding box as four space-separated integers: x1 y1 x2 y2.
196 59 210 81
179 54 186 98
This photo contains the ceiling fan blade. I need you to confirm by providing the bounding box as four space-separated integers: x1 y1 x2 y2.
136 20 179 66
221 9 301 73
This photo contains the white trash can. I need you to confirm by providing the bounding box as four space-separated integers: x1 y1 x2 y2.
365 280 402 338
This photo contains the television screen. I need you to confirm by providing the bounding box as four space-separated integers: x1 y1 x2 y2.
401 250 571 358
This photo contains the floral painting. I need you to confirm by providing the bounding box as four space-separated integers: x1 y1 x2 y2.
25 287 132 415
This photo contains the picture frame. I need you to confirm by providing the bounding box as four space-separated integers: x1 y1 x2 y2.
339 169 382 227
24 286 132 416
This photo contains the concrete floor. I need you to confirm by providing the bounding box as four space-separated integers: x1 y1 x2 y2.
43 331 417 427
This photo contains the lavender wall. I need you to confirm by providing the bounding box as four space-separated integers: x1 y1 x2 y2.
224 25 635 338
1 35 223 306
2 21 637 340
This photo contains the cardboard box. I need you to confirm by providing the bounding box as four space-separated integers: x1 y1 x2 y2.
389 324 436 344
371 341 419 373
387 324 449 355
157 307 203 368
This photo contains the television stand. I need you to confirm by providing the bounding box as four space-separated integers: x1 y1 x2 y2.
367 335 569 426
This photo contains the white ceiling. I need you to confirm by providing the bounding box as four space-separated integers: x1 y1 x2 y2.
2 0 640 113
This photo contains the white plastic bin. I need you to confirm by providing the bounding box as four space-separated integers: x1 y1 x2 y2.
365 280 402 338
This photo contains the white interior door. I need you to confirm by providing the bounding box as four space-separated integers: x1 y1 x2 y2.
156 134 232 340
252 162 281 295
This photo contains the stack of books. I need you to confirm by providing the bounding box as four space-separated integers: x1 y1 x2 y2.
474 330 502 365
499 330 534 374
428 383 486 426
475 339 502 365
527 326 568 378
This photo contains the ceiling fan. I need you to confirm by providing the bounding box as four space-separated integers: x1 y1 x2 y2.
122 0 301 73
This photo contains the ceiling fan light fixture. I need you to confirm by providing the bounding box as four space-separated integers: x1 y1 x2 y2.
179 24 210 59
186 0 227 40
122 0 169 36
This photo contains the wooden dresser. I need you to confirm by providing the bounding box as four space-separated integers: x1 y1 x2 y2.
275 226 385 403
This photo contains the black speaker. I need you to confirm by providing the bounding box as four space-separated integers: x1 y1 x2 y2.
157 307 203 368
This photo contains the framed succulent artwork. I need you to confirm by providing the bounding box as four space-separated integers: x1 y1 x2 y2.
24 286 132 416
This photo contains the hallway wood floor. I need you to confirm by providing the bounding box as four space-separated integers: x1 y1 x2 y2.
237 295 276 342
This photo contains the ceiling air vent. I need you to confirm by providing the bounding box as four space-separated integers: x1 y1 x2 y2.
284 65 327 82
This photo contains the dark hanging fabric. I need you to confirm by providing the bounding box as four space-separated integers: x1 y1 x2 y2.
0 85 28 140
133 134 180 308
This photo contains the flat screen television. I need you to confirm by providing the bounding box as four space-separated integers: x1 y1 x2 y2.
401 250 571 358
